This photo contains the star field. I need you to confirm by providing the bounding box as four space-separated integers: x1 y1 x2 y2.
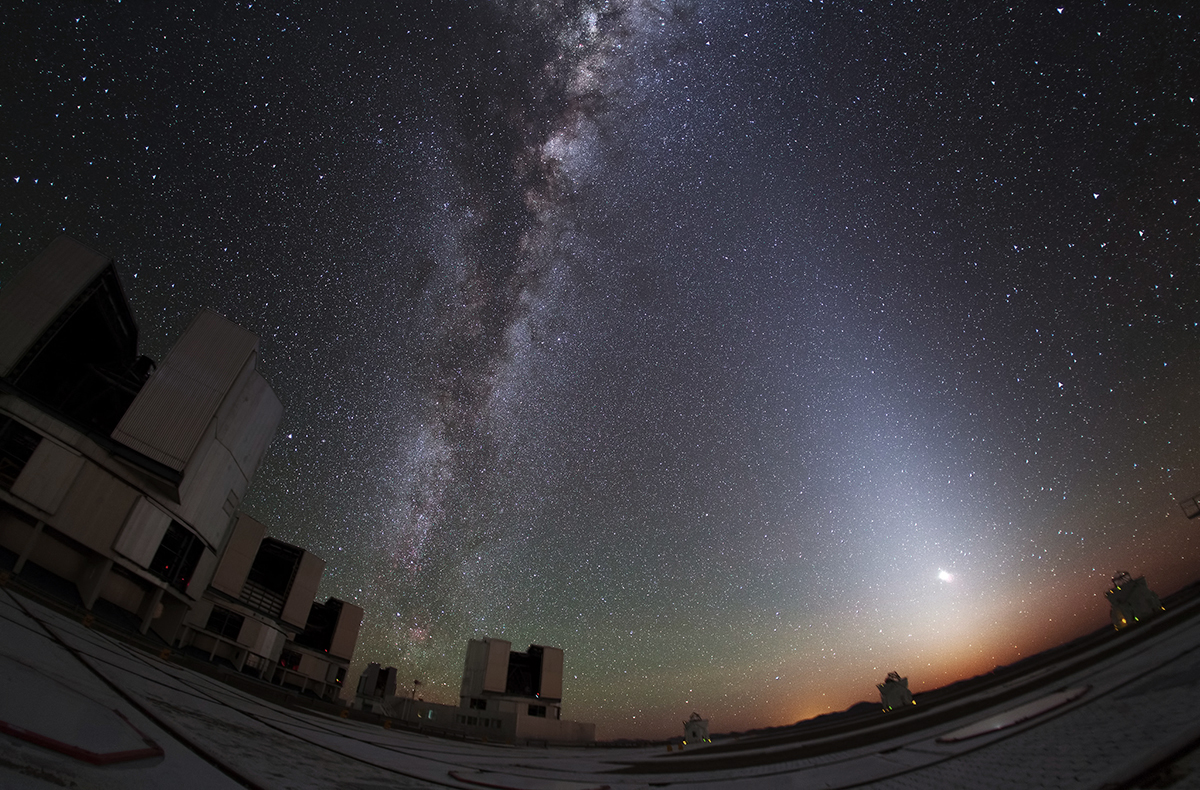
2 1 1199 739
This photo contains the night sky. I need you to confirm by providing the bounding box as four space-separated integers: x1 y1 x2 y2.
2 1 1199 740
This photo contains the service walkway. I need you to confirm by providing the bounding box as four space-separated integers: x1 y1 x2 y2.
4 582 1200 789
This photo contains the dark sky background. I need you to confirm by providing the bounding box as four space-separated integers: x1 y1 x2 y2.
2 1 1199 740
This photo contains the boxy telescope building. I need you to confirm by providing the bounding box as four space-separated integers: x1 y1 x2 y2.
460 637 595 743
0 236 283 641
0 237 361 695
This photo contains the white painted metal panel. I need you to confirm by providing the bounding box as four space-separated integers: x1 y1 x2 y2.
187 548 218 599
360 664 380 696
237 616 262 647
460 641 486 697
178 441 244 548
484 639 512 693
210 514 266 597
112 310 258 471
538 646 564 700
329 601 363 661
113 498 171 567
49 463 140 551
174 419 219 502
111 365 225 470
281 550 326 628
162 310 258 389
216 369 283 480
255 622 286 661
184 597 213 628
297 652 326 680
10 438 84 514
0 236 109 376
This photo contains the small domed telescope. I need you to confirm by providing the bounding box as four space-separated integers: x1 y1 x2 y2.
878 671 914 712
1106 571 1163 630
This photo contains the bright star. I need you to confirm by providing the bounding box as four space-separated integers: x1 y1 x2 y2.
938 569 954 582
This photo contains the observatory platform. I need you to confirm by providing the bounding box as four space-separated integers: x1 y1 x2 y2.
4 580 1200 789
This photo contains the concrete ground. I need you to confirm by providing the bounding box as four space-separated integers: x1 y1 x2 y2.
5 580 1200 789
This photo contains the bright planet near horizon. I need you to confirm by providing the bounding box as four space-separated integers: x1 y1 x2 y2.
1 2 1199 740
